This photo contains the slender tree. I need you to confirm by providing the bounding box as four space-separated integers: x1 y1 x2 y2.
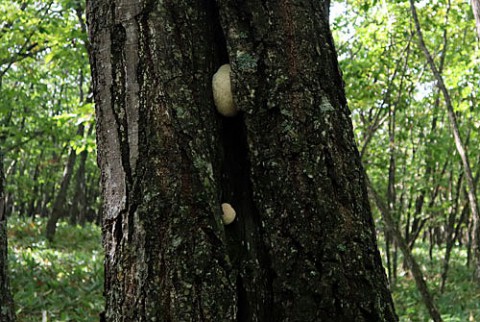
410 0 480 281
0 151 15 321
367 178 443 322
45 134 78 241
472 0 480 40
88 1 397 321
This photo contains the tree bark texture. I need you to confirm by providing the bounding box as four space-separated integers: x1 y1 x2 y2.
88 1 397 321
0 152 15 321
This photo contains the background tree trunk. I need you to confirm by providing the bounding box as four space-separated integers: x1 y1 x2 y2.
472 0 480 40
367 179 443 322
70 125 93 226
0 152 15 321
45 132 79 241
88 1 397 321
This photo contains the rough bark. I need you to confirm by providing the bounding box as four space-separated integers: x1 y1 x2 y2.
0 152 15 321
88 1 397 321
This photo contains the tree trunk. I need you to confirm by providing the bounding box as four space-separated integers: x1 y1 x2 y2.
472 0 480 40
27 161 41 217
0 152 15 321
440 171 462 293
45 133 79 241
69 125 93 226
69 146 88 225
88 1 397 321
367 179 443 322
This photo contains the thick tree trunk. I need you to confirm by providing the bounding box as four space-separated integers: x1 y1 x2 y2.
0 152 15 321
88 1 397 321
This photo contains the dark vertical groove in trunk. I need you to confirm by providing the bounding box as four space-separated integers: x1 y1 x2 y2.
210 5 275 311
216 0 397 320
220 115 274 321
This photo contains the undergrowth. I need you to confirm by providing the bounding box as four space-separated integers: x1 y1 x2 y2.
6 216 480 321
381 241 480 322
8 217 104 322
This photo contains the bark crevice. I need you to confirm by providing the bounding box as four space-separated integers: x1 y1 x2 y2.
219 115 276 321
210 1 229 66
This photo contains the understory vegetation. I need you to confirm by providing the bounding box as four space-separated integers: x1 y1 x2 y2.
6 217 479 321
383 241 480 321
8 218 103 321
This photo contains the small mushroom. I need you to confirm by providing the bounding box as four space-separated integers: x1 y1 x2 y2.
221 203 236 225
212 64 238 117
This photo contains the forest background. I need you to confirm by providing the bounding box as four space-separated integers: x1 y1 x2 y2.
0 0 479 321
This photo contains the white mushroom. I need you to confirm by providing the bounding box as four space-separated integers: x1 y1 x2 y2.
221 203 236 225
212 64 238 117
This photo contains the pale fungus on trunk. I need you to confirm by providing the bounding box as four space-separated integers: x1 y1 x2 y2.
221 203 236 225
212 64 238 117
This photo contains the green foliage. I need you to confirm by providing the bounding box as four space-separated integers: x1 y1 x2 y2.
388 242 480 321
8 217 104 321
0 0 98 218
332 0 480 320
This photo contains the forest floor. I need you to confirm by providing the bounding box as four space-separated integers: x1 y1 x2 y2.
8 217 104 321
387 240 480 321
7 217 480 321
